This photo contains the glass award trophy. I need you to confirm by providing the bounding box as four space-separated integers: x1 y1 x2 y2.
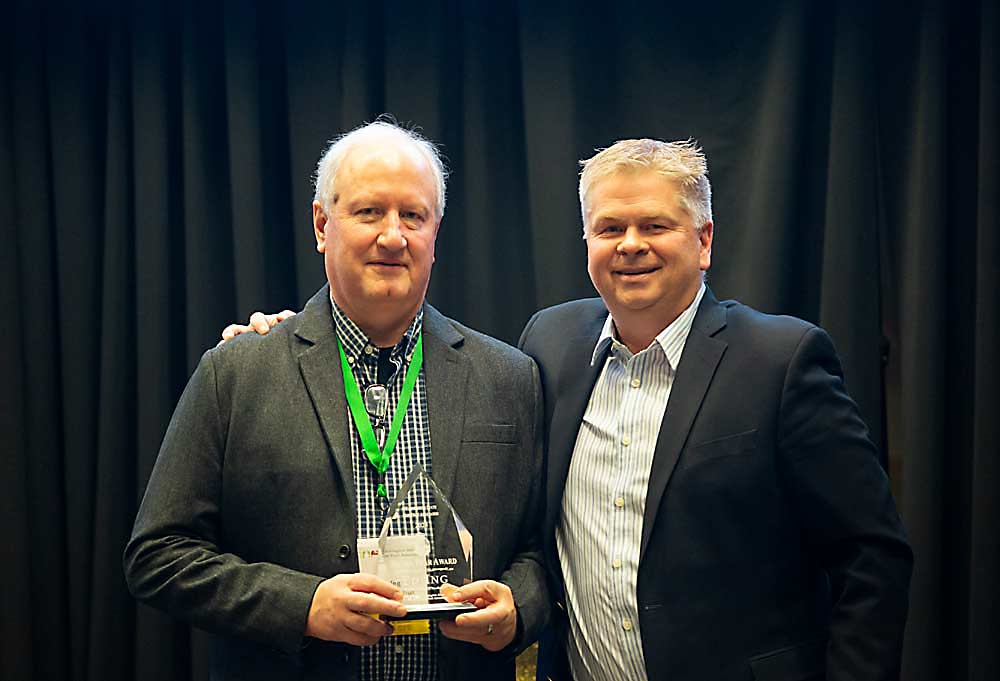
358 463 477 622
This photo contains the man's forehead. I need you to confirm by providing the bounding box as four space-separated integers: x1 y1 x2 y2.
339 137 430 174
589 167 679 194
335 140 436 202
586 173 686 219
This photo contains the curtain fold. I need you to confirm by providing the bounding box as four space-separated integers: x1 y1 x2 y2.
969 4 1000 679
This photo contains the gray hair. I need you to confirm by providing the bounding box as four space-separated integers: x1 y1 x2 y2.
313 119 448 219
579 138 713 234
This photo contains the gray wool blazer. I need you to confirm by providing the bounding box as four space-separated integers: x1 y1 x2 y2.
124 285 548 681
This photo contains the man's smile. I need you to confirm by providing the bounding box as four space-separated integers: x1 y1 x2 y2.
613 265 660 278
369 259 406 270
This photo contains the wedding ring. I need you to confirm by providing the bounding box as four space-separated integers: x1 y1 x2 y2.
487 623 494 635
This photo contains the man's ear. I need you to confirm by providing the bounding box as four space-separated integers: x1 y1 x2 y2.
699 220 714 271
313 201 328 253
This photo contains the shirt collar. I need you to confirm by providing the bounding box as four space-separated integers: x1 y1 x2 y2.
591 283 707 367
330 295 423 365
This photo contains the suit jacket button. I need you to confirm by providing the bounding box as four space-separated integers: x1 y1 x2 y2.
338 544 351 559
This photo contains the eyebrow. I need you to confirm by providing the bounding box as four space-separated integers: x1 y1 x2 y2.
341 192 431 211
590 212 681 226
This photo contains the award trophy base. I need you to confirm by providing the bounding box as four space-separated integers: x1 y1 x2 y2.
383 602 478 621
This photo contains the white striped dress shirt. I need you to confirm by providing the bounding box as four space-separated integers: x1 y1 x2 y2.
557 284 705 681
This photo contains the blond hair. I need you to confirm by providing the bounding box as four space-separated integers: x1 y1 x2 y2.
579 138 712 233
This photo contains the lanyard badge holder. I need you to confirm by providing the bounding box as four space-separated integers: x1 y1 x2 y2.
339 335 423 501
342 335 476 632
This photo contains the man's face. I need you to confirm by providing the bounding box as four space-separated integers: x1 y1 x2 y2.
313 140 440 331
584 169 712 331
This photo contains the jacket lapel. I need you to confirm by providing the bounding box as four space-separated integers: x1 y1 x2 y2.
545 310 608 541
294 296 468 543
639 289 728 558
421 305 469 523
294 286 356 512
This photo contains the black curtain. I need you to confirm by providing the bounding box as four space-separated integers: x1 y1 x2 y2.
2 0 997 679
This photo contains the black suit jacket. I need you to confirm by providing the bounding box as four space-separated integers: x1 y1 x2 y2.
519 289 912 681
124 286 549 681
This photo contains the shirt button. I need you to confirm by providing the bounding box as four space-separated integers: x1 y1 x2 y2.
614 496 625 508
365 345 376 355
612 558 622 569
347 356 356 365
622 435 631 446
622 618 633 631
631 377 641 388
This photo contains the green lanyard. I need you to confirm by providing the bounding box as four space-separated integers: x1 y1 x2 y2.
338 333 424 498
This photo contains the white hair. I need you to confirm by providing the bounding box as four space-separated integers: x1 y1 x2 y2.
313 118 448 219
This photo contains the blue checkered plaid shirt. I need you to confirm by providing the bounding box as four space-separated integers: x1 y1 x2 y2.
332 301 437 681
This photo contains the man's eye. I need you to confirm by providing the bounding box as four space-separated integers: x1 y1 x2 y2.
401 211 424 222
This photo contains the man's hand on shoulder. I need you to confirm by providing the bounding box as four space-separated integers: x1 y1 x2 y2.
304 573 407 646
218 309 296 346
437 580 518 652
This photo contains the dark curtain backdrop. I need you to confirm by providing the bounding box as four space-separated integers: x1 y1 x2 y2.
2 0 997 679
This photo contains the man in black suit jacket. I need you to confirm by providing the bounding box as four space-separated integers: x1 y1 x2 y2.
124 121 547 680
225 138 912 680
518 139 911 681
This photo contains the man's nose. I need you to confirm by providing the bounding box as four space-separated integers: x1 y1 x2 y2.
617 226 648 254
377 212 407 250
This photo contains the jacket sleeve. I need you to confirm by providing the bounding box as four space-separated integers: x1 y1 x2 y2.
496 358 550 655
777 326 913 681
122 349 324 656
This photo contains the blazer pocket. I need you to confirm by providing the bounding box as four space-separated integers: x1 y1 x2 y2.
682 429 757 468
748 638 826 681
462 422 517 444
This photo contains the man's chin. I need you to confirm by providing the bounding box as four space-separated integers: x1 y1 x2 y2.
357 276 430 310
605 288 661 310
365 288 411 302
359 283 425 308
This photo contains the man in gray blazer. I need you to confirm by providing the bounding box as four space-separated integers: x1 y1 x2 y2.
124 121 547 681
